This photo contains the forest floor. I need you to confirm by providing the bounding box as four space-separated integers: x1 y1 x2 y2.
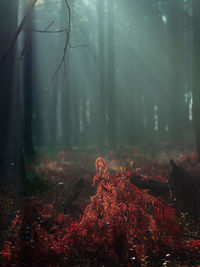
0 146 200 266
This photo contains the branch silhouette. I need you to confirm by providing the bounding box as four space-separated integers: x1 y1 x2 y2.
0 0 37 65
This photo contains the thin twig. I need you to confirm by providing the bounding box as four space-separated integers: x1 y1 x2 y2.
0 0 37 64
23 27 68 34
69 41 97 61
44 20 55 31
19 46 26 61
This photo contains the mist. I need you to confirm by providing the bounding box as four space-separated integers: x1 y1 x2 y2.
21 0 195 154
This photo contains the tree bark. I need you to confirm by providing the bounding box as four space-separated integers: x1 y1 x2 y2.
0 0 23 186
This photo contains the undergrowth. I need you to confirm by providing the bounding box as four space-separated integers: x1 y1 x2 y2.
0 157 200 266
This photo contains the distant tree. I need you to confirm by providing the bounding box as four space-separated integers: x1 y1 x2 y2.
192 0 200 160
61 0 71 151
97 0 107 148
166 0 185 142
107 0 116 149
61 71 72 150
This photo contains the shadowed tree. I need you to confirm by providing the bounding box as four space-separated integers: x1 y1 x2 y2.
23 4 35 156
0 0 24 186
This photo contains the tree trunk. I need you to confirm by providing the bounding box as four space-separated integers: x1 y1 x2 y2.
167 0 185 143
0 0 23 186
97 0 106 149
60 0 71 151
23 6 35 156
192 0 200 160
107 0 116 149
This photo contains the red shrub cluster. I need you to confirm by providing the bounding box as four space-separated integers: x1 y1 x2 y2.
77 157 183 263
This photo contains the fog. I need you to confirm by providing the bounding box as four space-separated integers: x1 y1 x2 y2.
18 0 194 155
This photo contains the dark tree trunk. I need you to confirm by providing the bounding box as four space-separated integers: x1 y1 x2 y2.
0 0 23 186
61 74 71 151
48 80 58 151
23 9 35 156
167 0 185 142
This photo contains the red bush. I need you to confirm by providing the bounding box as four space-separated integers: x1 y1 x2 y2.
77 157 183 263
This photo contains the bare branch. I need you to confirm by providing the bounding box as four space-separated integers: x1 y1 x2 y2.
24 26 96 62
51 0 96 80
1 0 95 79
0 0 37 64
52 30 70 81
51 0 71 82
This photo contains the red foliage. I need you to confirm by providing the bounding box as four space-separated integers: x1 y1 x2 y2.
1 241 12 265
180 151 198 163
1 157 200 265
57 151 71 162
78 158 183 262
0 198 79 266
